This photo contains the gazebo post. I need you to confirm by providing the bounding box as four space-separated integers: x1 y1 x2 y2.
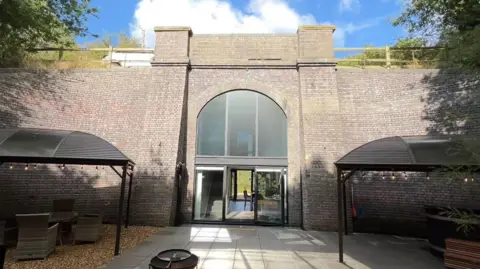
343 182 348 235
337 166 344 263
114 164 128 256
125 170 134 228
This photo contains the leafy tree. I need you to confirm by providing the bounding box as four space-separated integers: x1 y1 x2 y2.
393 0 480 68
0 0 97 67
394 0 480 234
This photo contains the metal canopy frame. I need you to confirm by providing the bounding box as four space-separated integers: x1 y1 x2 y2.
333 135 480 264
0 128 137 256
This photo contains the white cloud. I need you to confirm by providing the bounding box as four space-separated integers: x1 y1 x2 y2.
130 0 320 47
329 16 387 47
339 0 360 13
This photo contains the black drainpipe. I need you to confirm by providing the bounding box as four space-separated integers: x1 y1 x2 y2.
300 172 304 230
174 163 184 226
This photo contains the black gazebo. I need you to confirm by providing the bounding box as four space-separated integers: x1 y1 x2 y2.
334 135 480 263
0 128 136 256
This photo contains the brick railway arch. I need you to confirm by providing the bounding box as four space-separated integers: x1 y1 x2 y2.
192 81 291 119
191 86 290 225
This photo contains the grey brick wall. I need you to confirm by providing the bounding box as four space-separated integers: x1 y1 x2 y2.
0 68 188 226
299 65 345 230
189 34 298 64
0 25 478 235
336 68 480 236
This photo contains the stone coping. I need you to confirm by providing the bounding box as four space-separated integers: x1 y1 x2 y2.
298 25 336 32
153 25 336 34
153 26 192 32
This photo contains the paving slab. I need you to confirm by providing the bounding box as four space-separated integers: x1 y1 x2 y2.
102 225 444 269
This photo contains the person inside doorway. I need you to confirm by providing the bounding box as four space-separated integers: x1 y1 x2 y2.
243 189 250 209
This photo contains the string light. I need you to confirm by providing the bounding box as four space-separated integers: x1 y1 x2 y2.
426 172 430 180
464 178 468 183
391 172 396 180
61 164 65 170
33 164 37 170
404 172 408 180
382 172 385 180
9 163 13 169
24 164 28 170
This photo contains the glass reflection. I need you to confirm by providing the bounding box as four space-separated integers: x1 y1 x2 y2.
196 90 287 157
194 168 224 221
197 94 226 156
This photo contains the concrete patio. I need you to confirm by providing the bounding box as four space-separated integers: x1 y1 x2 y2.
101 225 444 269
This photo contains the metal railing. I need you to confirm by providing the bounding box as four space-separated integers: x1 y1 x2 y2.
19 46 447 69
334 46 448 68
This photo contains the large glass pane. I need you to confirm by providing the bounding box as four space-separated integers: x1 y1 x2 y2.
227 91 257 156
197 94 226 155
194 167 224 221
258 94 287 157
196 90 288 158
255 169 283 224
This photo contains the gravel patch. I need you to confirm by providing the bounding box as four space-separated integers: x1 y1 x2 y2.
3 224 162 269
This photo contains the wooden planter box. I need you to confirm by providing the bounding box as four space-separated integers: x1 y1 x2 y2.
445 239 480 269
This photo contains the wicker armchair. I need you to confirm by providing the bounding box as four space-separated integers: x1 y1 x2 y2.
74 214 103 243
14 213 58 260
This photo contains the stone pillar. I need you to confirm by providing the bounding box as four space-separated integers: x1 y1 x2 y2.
152 26 191 66
297 25 335 62
296 25 346 231
151 26 191 225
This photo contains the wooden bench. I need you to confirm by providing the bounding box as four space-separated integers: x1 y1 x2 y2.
445 238 480 269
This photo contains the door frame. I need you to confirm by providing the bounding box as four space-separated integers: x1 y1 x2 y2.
224 167 255 224
191 165 227 224
191 165 288 226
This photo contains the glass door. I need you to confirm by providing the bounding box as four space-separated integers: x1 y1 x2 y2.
225 169 255 223
193 166 226 221
254 168 285 225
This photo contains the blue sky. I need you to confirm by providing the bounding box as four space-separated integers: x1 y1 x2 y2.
78 0 407 49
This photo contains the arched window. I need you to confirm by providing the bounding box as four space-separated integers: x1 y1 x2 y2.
196 90 287 157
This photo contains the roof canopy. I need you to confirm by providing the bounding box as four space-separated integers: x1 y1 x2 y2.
335 135 480 171
0 128 135 166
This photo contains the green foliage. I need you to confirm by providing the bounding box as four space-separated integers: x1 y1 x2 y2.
439 207 480 236
393 0 480 69
236 171 252 195
337 37 444 68
87 32 143 49
0 0 97 67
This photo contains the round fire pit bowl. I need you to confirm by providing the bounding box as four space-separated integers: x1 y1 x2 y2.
149 249 199 269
